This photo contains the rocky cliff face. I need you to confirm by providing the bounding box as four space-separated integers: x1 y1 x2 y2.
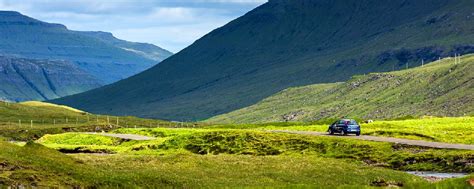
0 56 101 102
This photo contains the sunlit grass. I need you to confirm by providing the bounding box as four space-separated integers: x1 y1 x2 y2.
239 117 474 144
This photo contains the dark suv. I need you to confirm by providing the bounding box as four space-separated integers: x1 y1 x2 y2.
328 119 361 136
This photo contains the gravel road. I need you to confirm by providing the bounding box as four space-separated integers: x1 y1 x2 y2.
269 130 474 150
84 130 473 150
83 132 156 141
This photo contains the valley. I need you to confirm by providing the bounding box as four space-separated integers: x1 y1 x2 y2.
1 0 473 188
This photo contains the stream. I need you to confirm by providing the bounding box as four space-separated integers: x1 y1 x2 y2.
406 171 469 182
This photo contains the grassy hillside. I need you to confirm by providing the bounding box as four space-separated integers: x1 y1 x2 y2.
0 101 182 140
53 0 474 121
19 101 85 113
209 54 474 123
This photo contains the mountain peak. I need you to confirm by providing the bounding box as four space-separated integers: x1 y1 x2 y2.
0 10 67 29
0 11 22 16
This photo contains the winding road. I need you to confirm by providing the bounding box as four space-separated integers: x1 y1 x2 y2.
269 130 474 150
83 132 156 141
83 130 474 150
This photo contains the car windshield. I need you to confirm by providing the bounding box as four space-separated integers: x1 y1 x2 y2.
347 120 358 125
340 120 358 125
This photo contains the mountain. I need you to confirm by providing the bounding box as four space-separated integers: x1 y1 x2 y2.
0 55 101 102
208 54 474 123
0 11 172 84
52 0 474 121
78 31 172 62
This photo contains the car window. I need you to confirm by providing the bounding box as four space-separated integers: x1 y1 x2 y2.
337 120 358 125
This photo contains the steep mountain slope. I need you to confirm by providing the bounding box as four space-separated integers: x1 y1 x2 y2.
0 11 171 84
53 0 474 121
209 55 474 123
78 31 172 62
0 56 101 102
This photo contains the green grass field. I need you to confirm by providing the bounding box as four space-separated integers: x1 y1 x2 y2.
38 129 473 171
1 130 472 188
206 117 474 144
1 141 436 188
0 102 473 188
0 101 197 141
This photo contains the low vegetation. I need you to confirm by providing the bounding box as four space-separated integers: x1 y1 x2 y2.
0 102 472 188
40 129 474 173
0 130 471 188
0 101 195 140
209 117 473 144
0 141 437 188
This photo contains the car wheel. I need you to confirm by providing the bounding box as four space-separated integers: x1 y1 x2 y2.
356 132 360 136
328 129 334 135
341 130 347 136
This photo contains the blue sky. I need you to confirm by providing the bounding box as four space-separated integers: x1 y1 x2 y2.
0 0 266 52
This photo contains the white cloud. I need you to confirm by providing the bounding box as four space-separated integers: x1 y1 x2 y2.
0 0 266 52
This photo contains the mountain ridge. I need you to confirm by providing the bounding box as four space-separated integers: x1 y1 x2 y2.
0 11 173 102
0 11 172 84
52 0 474 121
77 31 172 62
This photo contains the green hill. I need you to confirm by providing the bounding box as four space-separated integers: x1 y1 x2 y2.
209 54 474 123
0 100 87 123
0 101 179 141
52 0 474 121
19 101 85 113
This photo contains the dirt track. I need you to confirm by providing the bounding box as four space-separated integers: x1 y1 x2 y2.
269 130 474 150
